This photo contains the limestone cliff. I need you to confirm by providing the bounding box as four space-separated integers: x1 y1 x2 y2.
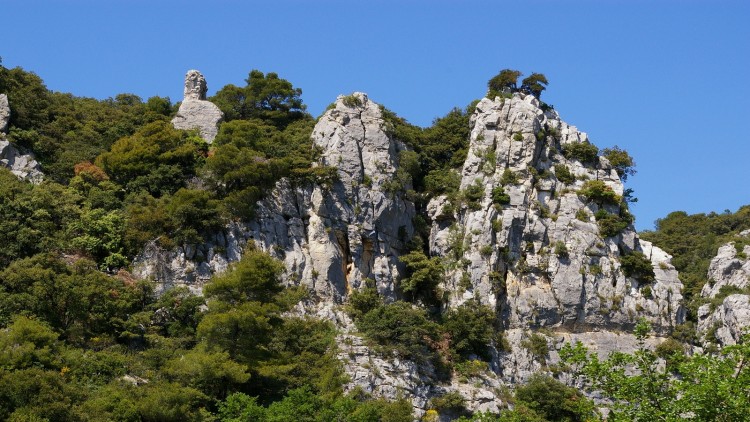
697 229 750 346
135 91 688 416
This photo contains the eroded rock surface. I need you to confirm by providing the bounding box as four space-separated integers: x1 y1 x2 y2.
0 139 43 183
171 70 224 142
137 92 415 301
0 94 9 133
698 230 750 346
428 94 683 335
136 92 686 416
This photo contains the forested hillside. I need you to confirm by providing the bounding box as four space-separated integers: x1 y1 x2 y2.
0 63 748 421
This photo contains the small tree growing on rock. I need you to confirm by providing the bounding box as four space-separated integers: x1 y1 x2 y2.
520 73 549 99
488 69 522 98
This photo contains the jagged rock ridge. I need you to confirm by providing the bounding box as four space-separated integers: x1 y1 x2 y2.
135 90 687 416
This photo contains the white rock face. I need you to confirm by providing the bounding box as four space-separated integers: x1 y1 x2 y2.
428 94 683 335
171 70 224 142
0 139 43 183
0 94 9 133
135 91 686 415
136 92 415 301
697 230 750 346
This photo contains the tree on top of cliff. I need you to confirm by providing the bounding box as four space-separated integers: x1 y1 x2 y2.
487 69 522 98
211 70 307 129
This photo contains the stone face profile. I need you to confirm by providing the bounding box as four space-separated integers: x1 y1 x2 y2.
184 70 208 101
171 70 223 142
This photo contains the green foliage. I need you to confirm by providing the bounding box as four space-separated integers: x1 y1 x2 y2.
563 141 599 164
561 327 750 421
462 179 485 210
488 69 522 98
554 241 569 258
620 251 655 282
424 169 460 198
594 208 632 238
522 333 549 364
602 145 636 182
640 206 750 321
211 69 306 128
500 168 519 185
442 300 495 361
398 250 444 303
124 188 225 251
96 121 207 197
520 73 549 99
341 94 363 108
514 374 596 422
0 255 148 344
554 164 575 185
0 169 81 266
491 185 510 205
578 180 620 205
355 301 439 364
430 391 467 414
346 285 382 320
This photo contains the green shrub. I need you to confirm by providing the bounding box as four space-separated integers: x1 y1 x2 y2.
554 241 569 258
491 186 510 205
398 250 444 304
563 141 599 164
500 168 519 185
522 333 549 364
554 164 575 184
602 145 636 182
594 209 632 237
443 300 496 361
356 302 439 364
424 170 460 196
515 375 596 422
620 251 655 282
575 208 589 222
430 391 466 413
342 94 363 108
578 180 620 205
462 179 485 210
513 132 524 142
641 285 653 299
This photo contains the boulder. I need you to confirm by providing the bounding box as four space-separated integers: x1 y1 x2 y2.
0 139 43 183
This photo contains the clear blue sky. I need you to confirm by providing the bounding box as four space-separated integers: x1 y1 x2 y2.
2 0 748 231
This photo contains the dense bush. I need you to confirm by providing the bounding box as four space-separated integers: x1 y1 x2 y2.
442 300 496 361
563 141 599 164
554 164 575 184
620 251 655 282
578 180 620 205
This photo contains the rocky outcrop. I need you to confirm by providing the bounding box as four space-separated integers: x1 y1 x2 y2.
697 230 750 346
171 70 224 142
0 139 43 183
136 91 686 416
0 94 9 133
427 93 683 335
137 92 415 301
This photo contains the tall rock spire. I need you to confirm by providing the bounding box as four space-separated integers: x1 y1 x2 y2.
171 70 223 142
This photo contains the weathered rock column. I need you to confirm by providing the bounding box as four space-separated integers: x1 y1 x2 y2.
0 94 9 133
171 70 224 142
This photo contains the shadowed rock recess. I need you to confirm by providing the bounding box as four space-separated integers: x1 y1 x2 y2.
135 91 687 416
